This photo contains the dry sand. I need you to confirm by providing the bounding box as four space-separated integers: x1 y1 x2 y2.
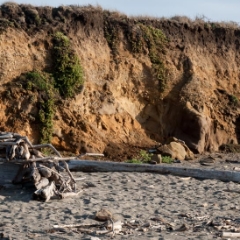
1 153 240 239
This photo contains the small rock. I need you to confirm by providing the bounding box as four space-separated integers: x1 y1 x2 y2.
158 142 186 161
151 154 162 163
175 223 188 231
173 159 181 163
149 160 157 164
95 208 112 221
201 202 208 207
199 158 215 166
83 182 96 188
142 222 151 228
0 196 5 200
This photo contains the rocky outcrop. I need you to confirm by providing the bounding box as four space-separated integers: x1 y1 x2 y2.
157 137 194 160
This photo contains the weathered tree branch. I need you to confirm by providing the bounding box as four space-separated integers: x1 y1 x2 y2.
67 160 240 182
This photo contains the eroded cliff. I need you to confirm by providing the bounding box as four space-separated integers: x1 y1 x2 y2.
0 3 239 160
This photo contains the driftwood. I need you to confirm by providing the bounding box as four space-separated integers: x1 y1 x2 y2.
60 190 83 199
0 156 77 163
0 132 85 202
35 178 49 190
34 181 56 202
53 223 104 229
222 232 240 238
52 219 122 236
38 164 52 178
67 160 240 182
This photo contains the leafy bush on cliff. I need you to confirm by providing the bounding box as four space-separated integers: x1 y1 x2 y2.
24 71 56 143
18 32 84 143
126 23 168 92
52 32 84 98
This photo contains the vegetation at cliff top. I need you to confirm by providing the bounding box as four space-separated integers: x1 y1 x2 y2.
0 3 240 36
104 17 168 93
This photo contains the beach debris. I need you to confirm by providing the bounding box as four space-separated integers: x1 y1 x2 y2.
222 232 240 238
47 212 240 238
106 220 122 232
50 212 181 237
0 131 82 202
51 217 123 237
53 223 104 229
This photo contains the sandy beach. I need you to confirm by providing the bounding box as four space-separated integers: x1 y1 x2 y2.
1 154 240 239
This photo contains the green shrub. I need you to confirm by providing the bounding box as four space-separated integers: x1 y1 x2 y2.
141 25 167 93
52 32 84 98
0 18 14 34
25 71 56 143
103 19 168 92
38 97 55 143
128 23 168 93
9 32 84 143
103 19 119 56
126 150 153 164
139 150 153 162
25 71 55 91
162 156 173 164
229 94 238 106
126 158 143 164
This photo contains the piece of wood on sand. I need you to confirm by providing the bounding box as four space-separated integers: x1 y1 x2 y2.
67 160 240 182
222 232 240 238
34 181 56 202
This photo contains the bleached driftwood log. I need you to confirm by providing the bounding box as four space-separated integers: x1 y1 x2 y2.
67 160 240 183
222 232 240 238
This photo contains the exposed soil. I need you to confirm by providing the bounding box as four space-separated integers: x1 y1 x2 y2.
0 3 240 161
